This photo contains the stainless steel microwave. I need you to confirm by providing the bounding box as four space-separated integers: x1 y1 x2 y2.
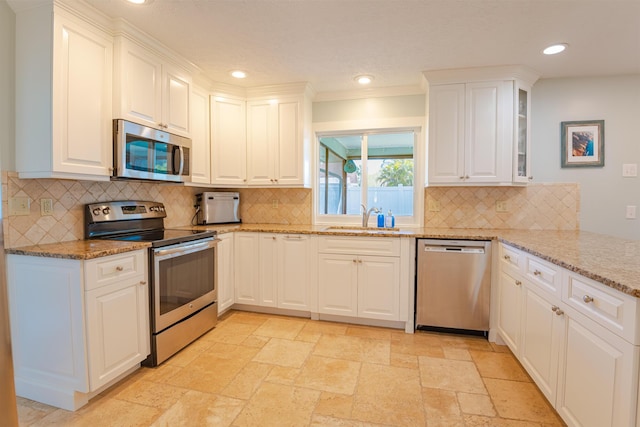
113 119 191 183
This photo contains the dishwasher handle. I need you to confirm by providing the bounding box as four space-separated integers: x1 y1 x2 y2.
423 246 485 254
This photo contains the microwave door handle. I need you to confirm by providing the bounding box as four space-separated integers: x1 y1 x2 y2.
172 146 184 176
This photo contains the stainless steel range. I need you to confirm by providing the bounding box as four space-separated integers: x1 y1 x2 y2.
85 200 218 366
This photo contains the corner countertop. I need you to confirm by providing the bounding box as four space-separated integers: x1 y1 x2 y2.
6 224 639 298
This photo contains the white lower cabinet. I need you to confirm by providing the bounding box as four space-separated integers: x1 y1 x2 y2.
7 250 149 411
216 233 235 313
318 237 401 322
498 243 640 427
234 232 314 312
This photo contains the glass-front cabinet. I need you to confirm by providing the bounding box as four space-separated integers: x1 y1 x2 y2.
514 83 532 183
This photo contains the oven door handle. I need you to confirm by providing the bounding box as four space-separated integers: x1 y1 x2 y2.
154 239 217 258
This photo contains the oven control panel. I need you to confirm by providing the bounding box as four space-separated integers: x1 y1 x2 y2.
86 201 166 223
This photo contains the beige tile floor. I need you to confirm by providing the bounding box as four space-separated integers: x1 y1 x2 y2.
17 311 566 426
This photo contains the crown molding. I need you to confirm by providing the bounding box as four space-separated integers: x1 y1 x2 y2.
423 65 540 87
314 85 425 102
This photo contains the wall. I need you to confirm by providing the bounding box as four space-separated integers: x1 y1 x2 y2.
532 75 640 240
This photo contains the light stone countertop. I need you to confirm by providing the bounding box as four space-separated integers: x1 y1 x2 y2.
5 240 152 260
6 224 639 298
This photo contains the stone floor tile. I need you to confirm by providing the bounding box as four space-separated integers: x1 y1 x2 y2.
223 310 271 326
240 334 270 348
470 350 531 381
419 356 487 394
233 382 320 427
264 365 302 385
199 321 260 345
295 356 361 394
221 361 272 400
422 387 461 419
389 351 419 370
457 392 496 416
439 334 494 351
165 354 250 394
298 321 348 336
310 414 385 426
253 317 307 339
252 338 315 368
463 414 543 426
356 363 422 402
136 364 183 385
163 338 214 368
112 378 189 409
443 347 472 361
313 334 390 364
16 397 57 426
313 392 354 419
150 390 245 427
484 378 562 424
345 325 393 341
352 394 426 427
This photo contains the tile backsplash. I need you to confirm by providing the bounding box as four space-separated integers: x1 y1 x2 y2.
424 183 579 230
2 171 578 248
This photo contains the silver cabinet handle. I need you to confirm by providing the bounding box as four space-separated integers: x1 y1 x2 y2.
116 266 124 271
284 235 303 240
515 280 522 286
583 295 594 303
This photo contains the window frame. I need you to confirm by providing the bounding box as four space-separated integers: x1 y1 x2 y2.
313 124 424 228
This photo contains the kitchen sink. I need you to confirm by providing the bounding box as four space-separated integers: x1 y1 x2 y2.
322 226 401 234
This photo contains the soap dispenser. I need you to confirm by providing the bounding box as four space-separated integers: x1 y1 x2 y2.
385 210 395 228
377 210 385 228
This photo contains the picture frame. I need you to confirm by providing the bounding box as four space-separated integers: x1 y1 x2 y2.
561 120 605 167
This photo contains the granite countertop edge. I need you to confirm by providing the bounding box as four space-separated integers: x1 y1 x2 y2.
6 225 639 298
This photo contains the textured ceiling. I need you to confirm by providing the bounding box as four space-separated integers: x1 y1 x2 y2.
84 0 640 93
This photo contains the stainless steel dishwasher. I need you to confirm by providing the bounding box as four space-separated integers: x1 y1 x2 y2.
416 239 491 335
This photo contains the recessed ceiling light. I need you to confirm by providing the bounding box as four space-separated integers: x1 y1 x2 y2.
231 70 247 79
543 43 568 55
355 75 374 85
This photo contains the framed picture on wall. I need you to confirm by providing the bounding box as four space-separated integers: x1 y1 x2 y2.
561 120 605 167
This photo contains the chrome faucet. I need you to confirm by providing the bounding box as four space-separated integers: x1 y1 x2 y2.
361 204 381 227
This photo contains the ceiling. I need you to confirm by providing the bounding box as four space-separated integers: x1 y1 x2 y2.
83 0 640 94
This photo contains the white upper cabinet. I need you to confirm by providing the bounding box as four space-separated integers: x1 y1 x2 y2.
189 85 211 184
210 95 247 186
14 4 113 180
246 84 313 187
425 66 539 186
114 37 192 138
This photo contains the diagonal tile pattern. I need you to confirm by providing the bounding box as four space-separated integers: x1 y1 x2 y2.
17 311 566 426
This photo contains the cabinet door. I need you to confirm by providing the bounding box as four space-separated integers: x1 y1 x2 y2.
258 234 278 307
556 315 638 427
162 63 191 137
428 84 465 184
357 255 400 320
513 83 532 183
497 270 523 355
318 253 358 317
117 39 162 128
247 101 276 185
216 233 235 313
190 86 211 184
210 96 247 186
53 14 113 177
234 233 260 304
464 81 512 183
520 285 563 404
85 277 149 391
276 99 304 185
278 235 311 311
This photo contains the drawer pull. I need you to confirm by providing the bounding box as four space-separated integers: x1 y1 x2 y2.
515 280 522 286
551 305 559 312
582 295 594 303
555 309 564 316
503 255 511 261
533 270 542 276
139 280 147 286
115 266 124 272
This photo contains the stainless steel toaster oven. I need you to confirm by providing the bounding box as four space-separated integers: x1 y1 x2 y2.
196 192 240 225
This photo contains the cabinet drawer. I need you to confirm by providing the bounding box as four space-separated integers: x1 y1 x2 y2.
318 236 400 256
563 271 640 344
500 244 523 273
84 250 146 291
524 255 561 296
